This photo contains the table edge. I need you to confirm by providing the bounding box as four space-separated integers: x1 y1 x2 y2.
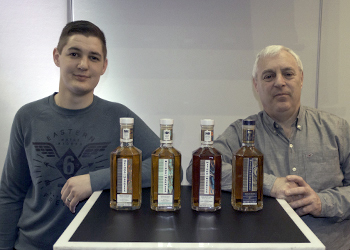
54 190 325 250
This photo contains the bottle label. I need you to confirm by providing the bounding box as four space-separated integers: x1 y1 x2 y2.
199 159 214 207
161 129 172 141
116 194 132 206
123 128 131 139
202 130 213 142
121 126 134 142
158 158 174 207
116 158 132 206
242 157 258 205
243 128 255 144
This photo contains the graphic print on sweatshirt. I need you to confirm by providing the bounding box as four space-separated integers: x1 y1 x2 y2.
32 129 111 205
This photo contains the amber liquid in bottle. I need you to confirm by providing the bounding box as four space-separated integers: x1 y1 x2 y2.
192 120 222 211
151 119 181 211
232 120 263 211
110 118 142 210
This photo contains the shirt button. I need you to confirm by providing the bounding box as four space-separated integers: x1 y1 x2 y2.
292 167 297 172
289 144 293 148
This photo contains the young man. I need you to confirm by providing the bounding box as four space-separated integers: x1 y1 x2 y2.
187 45 350 249
0 20 159 250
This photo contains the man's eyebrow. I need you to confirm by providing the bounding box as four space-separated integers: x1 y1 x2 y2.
261 67 296 75
67 47 82 52
261 69 275 75
281 67 296 72
67 47 102 57
90 51 102 58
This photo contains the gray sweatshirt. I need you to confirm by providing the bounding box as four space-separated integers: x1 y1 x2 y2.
0 94 159 250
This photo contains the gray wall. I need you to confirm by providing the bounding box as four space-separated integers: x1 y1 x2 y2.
0 0 348 186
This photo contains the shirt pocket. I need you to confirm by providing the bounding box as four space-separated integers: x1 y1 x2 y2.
303 150 343 191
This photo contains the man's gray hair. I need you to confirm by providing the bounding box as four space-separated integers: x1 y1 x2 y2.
252 45 303 79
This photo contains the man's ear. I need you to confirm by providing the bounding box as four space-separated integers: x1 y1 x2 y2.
101 58 108 75
53 48 60 67
253 77 258 93
300 71 304 89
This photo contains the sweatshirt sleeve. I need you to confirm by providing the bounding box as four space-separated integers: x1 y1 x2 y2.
89 106 160 192
132 111 160 188
0 112 31 249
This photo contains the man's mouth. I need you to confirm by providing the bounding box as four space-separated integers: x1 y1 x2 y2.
74 74 90 81
274 93 289 97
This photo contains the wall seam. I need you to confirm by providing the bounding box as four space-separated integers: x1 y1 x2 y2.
315 0 323 109
67 0 74 22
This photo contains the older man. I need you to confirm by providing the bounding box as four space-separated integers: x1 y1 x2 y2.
187 45 350 249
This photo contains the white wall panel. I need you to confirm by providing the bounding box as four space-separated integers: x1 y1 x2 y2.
72 0 320 185
0 1 67 176
318 0 350 121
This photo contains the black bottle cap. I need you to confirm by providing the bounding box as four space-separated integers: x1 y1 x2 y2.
242 119 255 126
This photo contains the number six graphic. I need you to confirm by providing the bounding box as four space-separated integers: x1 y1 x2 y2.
63 155 75 175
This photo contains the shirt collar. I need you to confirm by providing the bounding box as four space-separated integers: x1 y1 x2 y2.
261 106 304 133
296 106 304 131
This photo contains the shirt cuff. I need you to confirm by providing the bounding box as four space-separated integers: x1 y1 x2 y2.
90 168 110 192
317 192 332 218
263 173 277 196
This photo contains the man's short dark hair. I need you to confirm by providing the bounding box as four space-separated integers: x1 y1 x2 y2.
57 20 107 59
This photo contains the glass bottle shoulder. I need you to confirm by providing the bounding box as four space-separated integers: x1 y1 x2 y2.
111 145 142 156
235 145 263 157
192 146 221 157
152 145 181 157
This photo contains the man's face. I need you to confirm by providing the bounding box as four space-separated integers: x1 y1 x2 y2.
53 34 108 97
253 50 303 120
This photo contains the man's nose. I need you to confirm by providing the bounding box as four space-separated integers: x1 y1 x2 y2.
78 57 88 70
274 73 286 87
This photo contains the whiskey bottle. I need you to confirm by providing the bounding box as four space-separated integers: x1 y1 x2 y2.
232 119 263 211
192 119 222 211
151 119 181 211
110 117 142 210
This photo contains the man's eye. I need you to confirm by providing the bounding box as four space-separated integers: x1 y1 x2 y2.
70 53 78 57
284 72 295 78
90 56 100 61
263 74 273 80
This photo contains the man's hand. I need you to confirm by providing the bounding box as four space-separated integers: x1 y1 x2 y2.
270 176 300 200
61 174 92 213
284 175 322 217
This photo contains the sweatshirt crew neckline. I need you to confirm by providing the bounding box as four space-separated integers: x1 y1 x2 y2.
49 92 98 116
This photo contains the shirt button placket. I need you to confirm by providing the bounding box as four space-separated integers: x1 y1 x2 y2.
289 143 297 174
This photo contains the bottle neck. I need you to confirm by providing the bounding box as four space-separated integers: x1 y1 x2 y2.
160 126 173 143
201 127 214 146
160 124 173 148
160 141 173 148
120 124 134 145
242 141 254 147
121 141 133 147
201 141 213 147
242 126 255 147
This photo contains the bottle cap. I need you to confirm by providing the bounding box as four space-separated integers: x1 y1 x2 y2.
242 119 255 126
120 117 134 124
201 119 214 126
160 118 174 125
